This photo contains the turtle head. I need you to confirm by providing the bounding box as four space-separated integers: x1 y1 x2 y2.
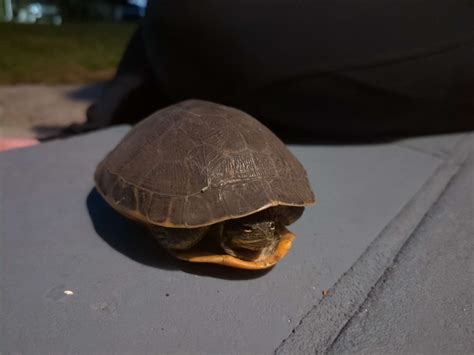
221 212 281 261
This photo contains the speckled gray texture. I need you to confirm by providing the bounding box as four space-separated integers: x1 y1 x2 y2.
0 126 444 354
329 154 474 355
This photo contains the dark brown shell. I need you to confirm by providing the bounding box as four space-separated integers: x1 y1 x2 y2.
95 100 315 228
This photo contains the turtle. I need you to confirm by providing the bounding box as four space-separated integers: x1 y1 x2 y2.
94 100 315 269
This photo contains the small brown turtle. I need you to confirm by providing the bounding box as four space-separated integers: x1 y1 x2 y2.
94 100 315 269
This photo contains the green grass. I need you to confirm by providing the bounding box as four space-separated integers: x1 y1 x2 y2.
0 22 136 84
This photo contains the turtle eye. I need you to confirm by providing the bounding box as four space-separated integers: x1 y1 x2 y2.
269 222 275 230
243 226 253 233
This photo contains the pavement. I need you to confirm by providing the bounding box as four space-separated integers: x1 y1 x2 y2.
1 120 472 353
0 84 102 139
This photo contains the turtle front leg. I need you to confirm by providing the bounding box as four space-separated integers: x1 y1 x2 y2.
149 225 210 251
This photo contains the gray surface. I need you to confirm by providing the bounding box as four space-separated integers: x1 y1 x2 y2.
276 135 473 354
329 155 474 355
397 133 466 159
275 144 463 354
0 126 449 353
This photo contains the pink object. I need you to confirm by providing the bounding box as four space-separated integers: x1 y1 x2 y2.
0 138 39 152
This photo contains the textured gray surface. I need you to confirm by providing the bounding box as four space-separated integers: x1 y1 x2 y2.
329 154 474 355
0 126 446 353
397 133 466 159
276 134 473 354
275 149 462 355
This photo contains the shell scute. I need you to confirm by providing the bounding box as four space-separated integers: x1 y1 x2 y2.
221 181 272 218
185 195 213 226
148 194 173 224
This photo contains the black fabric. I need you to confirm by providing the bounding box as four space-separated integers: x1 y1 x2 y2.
72 0 474 140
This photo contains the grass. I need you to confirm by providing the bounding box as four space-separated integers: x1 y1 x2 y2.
0 22 136 84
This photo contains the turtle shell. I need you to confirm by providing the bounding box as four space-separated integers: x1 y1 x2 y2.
95 100 315 228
